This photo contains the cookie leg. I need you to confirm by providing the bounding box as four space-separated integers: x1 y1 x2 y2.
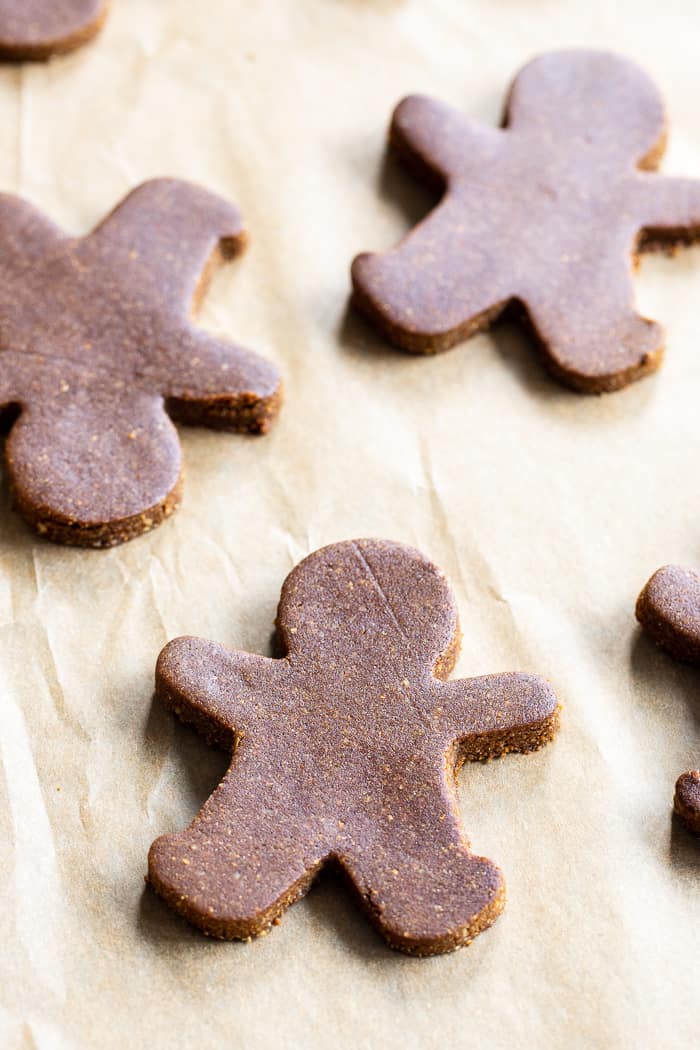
351 200 510 353
86 177 246 314
522 250 663 393
338 798 505 955
4 362 182 547
148 767 328 940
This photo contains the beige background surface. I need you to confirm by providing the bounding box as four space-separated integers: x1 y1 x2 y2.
0 1 698 1047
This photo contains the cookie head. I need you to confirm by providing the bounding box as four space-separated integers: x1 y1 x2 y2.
276 538 460 677
505 49 667 169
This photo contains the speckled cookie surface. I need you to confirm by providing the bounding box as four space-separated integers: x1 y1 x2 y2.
352 49 700 393
0 178 282 547
0 0 108 59
636 566 700 835
148 538 560 955
636 565 700 663
674 772 700 834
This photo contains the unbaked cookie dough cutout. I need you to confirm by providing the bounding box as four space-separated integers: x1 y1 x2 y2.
148 538 560 955
352 50 700 394
0 0 109 60
0 179 282 547
636 566 700 834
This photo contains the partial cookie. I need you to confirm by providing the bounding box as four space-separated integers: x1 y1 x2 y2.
0 179 282 547
0 0 108 60
352 49 700 393
636 565 700 662
148 538 560 955
636 565 700 835
674 772 700 834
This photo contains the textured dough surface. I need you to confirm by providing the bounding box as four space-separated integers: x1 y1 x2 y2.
0 179 282 546
0 0 109 59
148 538 560 955
352 50 700 393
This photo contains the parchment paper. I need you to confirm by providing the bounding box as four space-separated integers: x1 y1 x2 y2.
0 1 698 1047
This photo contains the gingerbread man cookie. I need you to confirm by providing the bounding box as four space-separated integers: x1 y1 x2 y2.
148 539 560 955
0 0 108 60
352 50 700 393
0 179 281 547
636 566 700 833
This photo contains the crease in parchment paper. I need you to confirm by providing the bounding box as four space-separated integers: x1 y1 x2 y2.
0 2 698 1048
417 439 517 617
23 1016 72 1050
0 694 65 1002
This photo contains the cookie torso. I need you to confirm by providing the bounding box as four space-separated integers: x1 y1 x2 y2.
0 0 109 59
149 539 560 955
372 131 643 343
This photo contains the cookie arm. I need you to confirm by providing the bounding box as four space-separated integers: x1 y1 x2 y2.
353 101 506 353
434 672 560 759
631 174 700 245
0 193 68 262
391 95 502 186
149 326 282 435
0 196 69 408
156 636 284 747
352 196 511 353
85 178 247 315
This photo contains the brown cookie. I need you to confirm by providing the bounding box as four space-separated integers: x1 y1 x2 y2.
636 566 700 663
0 178 282 547
352 49 700 393
674 772 700 834
0 0 108 60
636 565 700 834
148 538 560 955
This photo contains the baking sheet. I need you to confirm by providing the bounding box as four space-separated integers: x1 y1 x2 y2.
0 1 698 1046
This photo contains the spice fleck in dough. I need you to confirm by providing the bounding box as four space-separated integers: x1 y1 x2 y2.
148 539 560 956
352 50 700 393
0 179 282 547
0 0 109 59
636 566 700 834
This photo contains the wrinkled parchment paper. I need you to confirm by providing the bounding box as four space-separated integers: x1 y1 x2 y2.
0 1 698 1046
